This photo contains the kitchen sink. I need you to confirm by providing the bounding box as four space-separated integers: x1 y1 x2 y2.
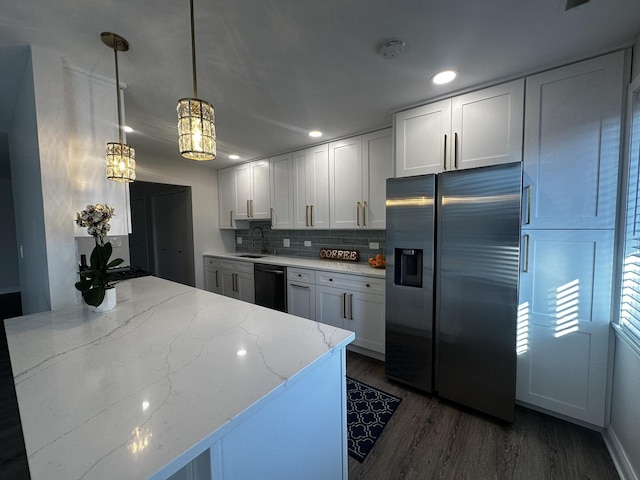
236 254 266 258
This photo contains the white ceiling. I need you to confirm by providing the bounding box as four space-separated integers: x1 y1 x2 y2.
0 0 639 169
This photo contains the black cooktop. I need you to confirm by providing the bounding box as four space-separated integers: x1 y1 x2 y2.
107 266 152 282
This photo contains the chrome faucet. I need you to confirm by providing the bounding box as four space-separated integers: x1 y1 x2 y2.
251 226 267 254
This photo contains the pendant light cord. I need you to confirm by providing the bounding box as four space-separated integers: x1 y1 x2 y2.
113 41 124 145
190 0 198 98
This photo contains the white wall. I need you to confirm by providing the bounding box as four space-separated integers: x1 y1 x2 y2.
8 48 51 314
29 45 78 311
135 155 233 289
606 332 640 480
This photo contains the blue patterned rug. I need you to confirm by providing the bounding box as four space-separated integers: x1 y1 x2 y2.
346 376 402 462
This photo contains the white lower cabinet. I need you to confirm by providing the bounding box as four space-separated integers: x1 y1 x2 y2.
315 272 385 356
212 258 255 303
287 268 316 320
516 229 615 426
204 256 222 294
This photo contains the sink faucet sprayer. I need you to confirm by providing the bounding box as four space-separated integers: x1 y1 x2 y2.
251 226 267 254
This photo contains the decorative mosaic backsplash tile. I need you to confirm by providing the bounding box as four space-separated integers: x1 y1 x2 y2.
234 221 385 263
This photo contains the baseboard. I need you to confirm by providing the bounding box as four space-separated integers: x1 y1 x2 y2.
603 426 639 480
347 344 384 362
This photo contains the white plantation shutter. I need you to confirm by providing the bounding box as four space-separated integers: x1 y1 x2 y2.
620 84 640 345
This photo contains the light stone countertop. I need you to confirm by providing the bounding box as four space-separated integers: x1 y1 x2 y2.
4 276 354 480
203 252 387 278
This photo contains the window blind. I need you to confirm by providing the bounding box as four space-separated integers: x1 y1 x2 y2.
620 88 640 345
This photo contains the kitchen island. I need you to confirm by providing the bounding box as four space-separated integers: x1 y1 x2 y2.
4 276 354 479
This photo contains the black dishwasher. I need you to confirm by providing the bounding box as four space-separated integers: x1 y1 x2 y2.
254 263 287 312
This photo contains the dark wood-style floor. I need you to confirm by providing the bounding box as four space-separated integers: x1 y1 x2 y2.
0 301 619 480
346 350 619 480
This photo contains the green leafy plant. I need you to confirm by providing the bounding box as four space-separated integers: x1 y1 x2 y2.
74 204 124 307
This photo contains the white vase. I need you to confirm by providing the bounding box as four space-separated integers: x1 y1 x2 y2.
90 287 117 313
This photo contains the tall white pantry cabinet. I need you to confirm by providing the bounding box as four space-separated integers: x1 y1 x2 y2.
516 51 626 427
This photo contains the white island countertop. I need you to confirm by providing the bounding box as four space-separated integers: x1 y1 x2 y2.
4 276 355 479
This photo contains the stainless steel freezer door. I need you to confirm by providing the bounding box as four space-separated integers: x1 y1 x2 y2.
385 175 436 393
435 162 522 422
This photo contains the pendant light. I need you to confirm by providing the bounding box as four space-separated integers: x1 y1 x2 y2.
102 32 136 182
177 0 216 160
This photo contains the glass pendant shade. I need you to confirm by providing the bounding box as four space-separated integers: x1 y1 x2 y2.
106 142 136 182
101 32 135 182
177 97 216 160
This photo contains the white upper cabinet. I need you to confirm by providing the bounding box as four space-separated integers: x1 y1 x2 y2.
329 136 363 229
523 51 625 230
249 160 271 219
395 99 451 177
217 167 237 230
293 144 330 229
394 79 524 177
451 80 524 170
219 159 271 225
329 129 392 229
363 129 393 229
269 153 294 229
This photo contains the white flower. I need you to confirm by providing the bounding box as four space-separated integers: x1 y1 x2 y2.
74 203 116 241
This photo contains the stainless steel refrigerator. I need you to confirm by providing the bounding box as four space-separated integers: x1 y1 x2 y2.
385 162 521 422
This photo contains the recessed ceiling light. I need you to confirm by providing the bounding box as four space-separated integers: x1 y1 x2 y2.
308 130 322 138
229 154 240 160
432 70 458 85
123 125 134 133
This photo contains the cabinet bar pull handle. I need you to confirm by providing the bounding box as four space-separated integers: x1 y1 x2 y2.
230 210 233 227
525 185 531 225
250 199 254 218
246 200 250 217
523 234 530 273
306 205 309 226
270 207 274 228
290 283 309 289
363 201 367 227
342 293 346 319
215 270 219 288
356 201 361 226
454 132 458 169
349 294 354 320
310 205 314 226
443 134 448 171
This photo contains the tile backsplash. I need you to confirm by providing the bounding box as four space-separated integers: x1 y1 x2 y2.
235 221 385 262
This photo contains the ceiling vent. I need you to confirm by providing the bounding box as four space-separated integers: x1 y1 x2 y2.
378 39 406 59
565 0 590 10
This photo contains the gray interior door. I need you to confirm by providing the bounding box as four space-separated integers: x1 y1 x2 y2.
152 189 195 286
